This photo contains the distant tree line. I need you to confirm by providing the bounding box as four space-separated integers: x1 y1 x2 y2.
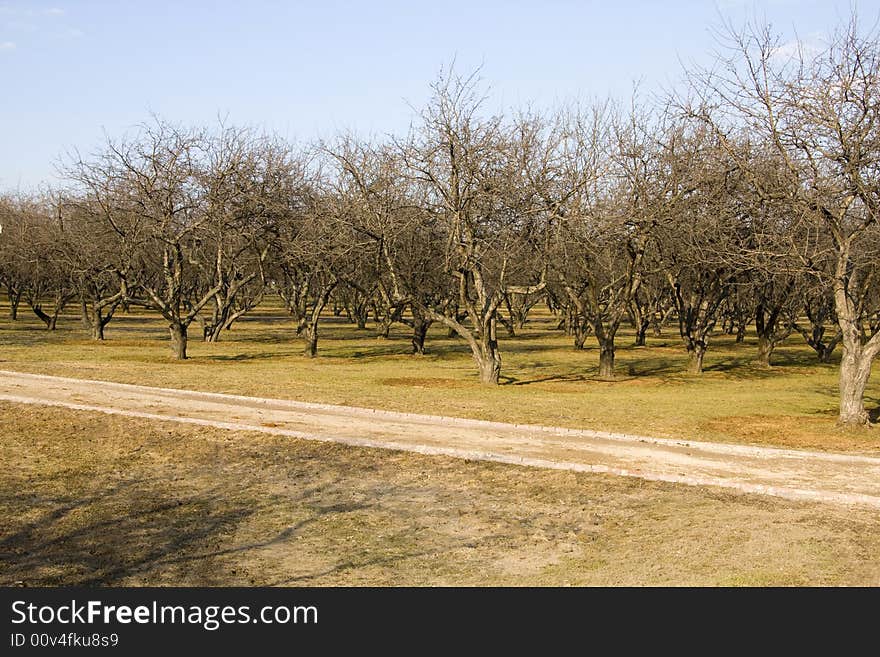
0 17 878 425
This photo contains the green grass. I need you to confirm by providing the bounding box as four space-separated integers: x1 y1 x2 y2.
0 301 878 453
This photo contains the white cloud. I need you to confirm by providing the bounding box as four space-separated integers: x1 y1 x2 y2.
770 36 824 61
0 4 82 47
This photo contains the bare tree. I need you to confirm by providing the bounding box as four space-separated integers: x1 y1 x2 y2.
274 171 361 357
0 195 30 320
326 137 411 340
194 127 293 342
531 104 630 377
690 16 880 423
654 121 745 374
3 195 77 330
58 198 129 340
69 119 219 359
794 279 842 363
397 71 546 383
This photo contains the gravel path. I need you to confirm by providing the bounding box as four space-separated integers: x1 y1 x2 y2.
2 369 879 508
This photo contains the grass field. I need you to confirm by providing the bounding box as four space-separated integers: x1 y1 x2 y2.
0 302 877 453
2 303 880 585
3 402 879 586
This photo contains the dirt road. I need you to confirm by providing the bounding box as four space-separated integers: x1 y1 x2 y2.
2 369 879 508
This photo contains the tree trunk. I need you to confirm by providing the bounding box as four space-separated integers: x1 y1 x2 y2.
29 291 72 331
169 323 188 360
593 321 618 379
572 318 590 350
80 299 91 330
302 281 336 358
499 294 522 338
755 335 773 367
376 304 403 339
499 315 516 338
32 305 58 330
303 325 319 358
80 298 117 341
446 310 465 338
634 320 648 347
818 343 836 363
203 314 227 343
566 307 576 336
303 309 322 358
735 322 747 343
838 346 873 425
832 246 878 426
8 290 22 320
629 301 650 346
423 304 503 384
475 319 502 385
377 319 392 339
477 347 501 384
687 342 706 374
795 323 840 363
598 343 615 379
411 313 431 355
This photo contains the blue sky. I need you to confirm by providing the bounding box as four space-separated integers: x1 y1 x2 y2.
1 0 877 189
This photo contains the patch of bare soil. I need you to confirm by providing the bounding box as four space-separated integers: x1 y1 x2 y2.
2 370 880 509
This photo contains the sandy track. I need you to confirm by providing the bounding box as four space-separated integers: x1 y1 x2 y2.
2 369 879 508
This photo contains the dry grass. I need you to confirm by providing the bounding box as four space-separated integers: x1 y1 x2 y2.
2 402 879 586
0 302 877 453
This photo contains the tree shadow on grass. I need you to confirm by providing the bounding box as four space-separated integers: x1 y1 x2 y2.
325 341 473 361
627 352 815 381
764 348 840 369
152 498 375 571
266 529 512 585
1 475 356 586
231 330 297 345
505 373 591 386
199 351 299 362
0 476 256 586
701 357 783 379
0 471 466 586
